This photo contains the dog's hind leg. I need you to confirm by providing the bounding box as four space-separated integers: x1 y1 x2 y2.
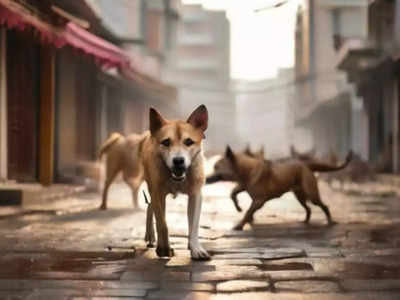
309 194 334 225
100 160 120 210
124 176 142 210
230 185 245 212
233 199 265 231
293 189 311 223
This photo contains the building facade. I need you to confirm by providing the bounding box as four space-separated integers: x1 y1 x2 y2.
292 0 368 160
162 4 233 154
0 0 177 186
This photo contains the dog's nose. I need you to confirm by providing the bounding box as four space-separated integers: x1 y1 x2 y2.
173 157 185 167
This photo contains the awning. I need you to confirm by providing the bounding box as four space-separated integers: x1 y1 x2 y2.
0 0 130 70
0 0 65 47
64 22 130 70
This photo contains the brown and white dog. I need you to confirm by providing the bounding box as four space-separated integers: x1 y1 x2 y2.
98 132 147 210
208 146 352 230
141 105 210 260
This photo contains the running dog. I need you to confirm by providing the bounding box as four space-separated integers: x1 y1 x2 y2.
208 146 352 230
141 105 210 260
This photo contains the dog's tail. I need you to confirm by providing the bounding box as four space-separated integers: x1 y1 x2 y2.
99 132 122 159
306 150 353 173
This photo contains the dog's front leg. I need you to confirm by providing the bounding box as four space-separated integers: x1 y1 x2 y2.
233 199 265 231
151 193 174 257
230 184 245 212
144 203 156 248
188 193 210 260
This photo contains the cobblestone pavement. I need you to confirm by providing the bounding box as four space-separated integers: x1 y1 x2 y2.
0 180 400 299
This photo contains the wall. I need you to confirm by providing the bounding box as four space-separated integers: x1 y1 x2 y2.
0 28 7 180
56 50 78 178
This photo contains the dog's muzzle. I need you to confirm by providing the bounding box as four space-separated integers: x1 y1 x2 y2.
171 156 187 182
206 174 223 184
171 167 186 182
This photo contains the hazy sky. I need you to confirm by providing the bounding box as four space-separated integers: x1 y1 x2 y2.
182 0 299 80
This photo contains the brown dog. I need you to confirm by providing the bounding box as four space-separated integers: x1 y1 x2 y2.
99 132 147 210
226 145 265 211
244 145 265 159
209 146 352 230
141 105 210 260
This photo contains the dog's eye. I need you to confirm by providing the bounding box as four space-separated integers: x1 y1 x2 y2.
184 138 194 147
161 138 171 147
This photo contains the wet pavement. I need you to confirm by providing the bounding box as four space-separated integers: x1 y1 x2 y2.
0 180 400 299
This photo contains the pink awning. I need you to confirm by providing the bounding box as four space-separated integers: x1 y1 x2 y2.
64 22 130 70
0 0 65 47
0 0 131 70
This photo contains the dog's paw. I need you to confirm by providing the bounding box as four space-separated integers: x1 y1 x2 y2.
232 224 244 231
144 232 156 248
146 243 155 248
156 246 175 257
190 243 211 261
99 204 107 210
327 220 338 226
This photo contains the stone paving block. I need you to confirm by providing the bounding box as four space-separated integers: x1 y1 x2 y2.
72 296 144 300
161 271 190 281
165 256 215 272
210 292 400 300
192 266 267 282
341 279 400 291
147 290 212 300
216 280 270 292
0 279 159 291
212 248 305 260
261 261 313 271
209 259 263 266
90 289 147 297
161 281 215 292
274 280 341 293
268 270 332 281
306 247 344 258
261 248 306 260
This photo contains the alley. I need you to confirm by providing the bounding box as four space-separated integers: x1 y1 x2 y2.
0 180 399 299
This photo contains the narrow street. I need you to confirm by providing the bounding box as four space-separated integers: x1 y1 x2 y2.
0 180 399 299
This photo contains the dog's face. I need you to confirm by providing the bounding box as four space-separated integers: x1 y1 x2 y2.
149 105 208 182
206 146 238 183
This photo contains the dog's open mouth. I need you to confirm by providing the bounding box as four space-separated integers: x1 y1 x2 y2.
171 169 186 182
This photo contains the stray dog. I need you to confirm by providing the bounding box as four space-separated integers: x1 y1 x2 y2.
214 144 264 212
244 145 265 159
209 146 352 230
98 132 146 210
141 105 210 260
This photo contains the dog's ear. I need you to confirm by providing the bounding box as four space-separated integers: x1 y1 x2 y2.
149 107 166 135
244 144 251 156
187 105 208 133
225 146 236 163
259 146 265 157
